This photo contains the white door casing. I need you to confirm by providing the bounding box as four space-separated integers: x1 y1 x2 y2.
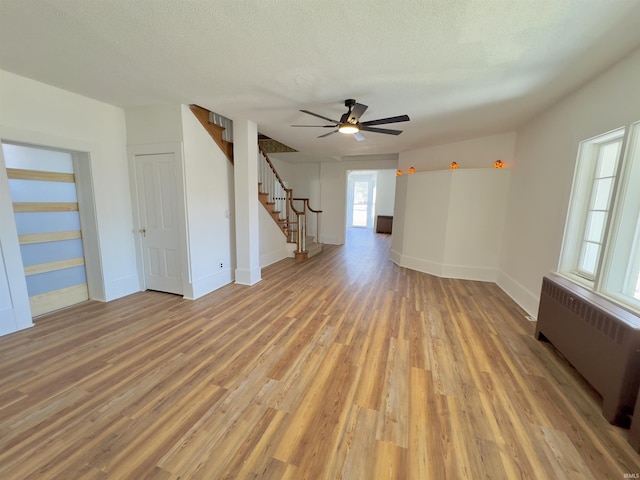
134 152 183 295
4 143 90 317
347 171 377 229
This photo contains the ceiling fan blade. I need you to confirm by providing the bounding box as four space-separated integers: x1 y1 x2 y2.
360 114 410 127
360 126 403 135
347 103 368 124
353 131 366 142
300 109 339 123
318 130 338 138
291 124 336 128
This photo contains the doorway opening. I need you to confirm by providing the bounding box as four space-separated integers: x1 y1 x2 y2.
347 171 377 229
345 169 396 243
2 142 91 317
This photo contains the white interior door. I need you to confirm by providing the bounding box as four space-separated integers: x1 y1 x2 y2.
135 153 183 295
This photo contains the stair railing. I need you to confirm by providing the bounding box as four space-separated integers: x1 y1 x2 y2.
258 147 289 226
258 146 300 246
293 198 322 245
257 146 322 254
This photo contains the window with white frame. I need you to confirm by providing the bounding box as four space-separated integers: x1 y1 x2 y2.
559 121 640 313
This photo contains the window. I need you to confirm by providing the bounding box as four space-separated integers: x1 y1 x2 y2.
560 121 640 313
577 137 622 279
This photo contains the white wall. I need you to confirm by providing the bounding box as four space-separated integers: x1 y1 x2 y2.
269 157 321 203
392 171 450 270
268 156 292 187
181 105 235 297
399 132 516 172
444 169 510 278
125 104 183 144
259 205 290 267
0 70 139 335
391 168 509 282
499 47 640 316
375 169 396 217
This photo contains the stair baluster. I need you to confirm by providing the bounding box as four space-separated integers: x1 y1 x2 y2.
257 146 322 259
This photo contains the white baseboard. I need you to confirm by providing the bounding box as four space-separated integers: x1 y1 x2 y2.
234 267 262 286
394 253 444 277
261 247 290 267
0 309 33 337
440 264 499 282
397 252 499 282
321 235 343 245
185 270 234 300
105 274 140 301
390 251 538 315
496 271 540 318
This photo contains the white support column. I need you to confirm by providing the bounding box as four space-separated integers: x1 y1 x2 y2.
233 118 262 285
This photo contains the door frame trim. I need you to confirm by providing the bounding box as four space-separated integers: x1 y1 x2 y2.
346 171 377 229
0 127 105 326
128 143 188 295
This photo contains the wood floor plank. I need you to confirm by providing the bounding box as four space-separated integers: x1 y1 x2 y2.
374 441 408 479
376 336 409 448
337 405 379 479
223 407 289 479
408 367 430 479
0 228 638 479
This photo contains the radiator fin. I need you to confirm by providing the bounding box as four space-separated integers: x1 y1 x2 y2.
542 278 625 345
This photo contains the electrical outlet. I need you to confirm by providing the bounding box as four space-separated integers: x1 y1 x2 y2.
219 262 224 270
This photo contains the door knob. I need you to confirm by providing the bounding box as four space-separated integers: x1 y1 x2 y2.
140 227 147 237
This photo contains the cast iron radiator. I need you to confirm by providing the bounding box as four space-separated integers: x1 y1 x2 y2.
535 273 640 425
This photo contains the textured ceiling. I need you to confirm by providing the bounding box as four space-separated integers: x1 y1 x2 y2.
1 0 640 160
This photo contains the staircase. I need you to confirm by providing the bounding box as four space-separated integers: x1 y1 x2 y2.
190 104 323 261
257 145 323 260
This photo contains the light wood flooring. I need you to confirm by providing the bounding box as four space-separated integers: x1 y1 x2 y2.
0 228 639 479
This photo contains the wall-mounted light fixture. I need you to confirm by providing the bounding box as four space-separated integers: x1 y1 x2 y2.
450 162 458 170
494 160 505 168
396 167 416 176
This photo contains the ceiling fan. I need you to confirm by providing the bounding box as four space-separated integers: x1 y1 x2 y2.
292 99 410 142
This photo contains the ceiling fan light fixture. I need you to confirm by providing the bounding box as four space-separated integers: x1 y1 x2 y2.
338 124 359 134
294 100 409 139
